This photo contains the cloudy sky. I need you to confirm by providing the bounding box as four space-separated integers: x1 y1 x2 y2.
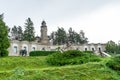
0 0 120 43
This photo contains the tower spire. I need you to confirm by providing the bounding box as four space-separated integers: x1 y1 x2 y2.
40 20 49 45
41 20 46 26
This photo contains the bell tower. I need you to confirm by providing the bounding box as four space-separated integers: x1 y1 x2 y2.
40 20 49 45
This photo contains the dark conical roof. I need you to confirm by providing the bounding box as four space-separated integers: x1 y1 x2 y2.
41 20 46 26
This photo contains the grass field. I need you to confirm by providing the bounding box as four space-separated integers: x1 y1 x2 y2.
0 56 120 80
0 56 48 71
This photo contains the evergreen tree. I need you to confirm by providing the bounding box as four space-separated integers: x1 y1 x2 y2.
54 27 67 45
11 25 18 40
116 44 120 54
51 27 88 45
0 13 4 20
68 27 75 43
11 26 23 40
7 27 10 35
79 30 88 44
0 14 10 56
17 26 23 40
23 18 35 41
50 32 55 40
68 28 88 44
74 32 81 44
105 40 117 53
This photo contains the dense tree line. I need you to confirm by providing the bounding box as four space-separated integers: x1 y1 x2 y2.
9 18 88 45
50 27 88 45
11 25 23 40
5 16 88 45
10 18 35 41
105 40 120 54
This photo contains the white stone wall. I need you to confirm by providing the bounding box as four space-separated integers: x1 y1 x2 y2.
8 40 106 56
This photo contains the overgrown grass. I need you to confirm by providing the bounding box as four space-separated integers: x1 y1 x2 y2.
0 56 48 71
0 55 120 80
106 55 120 71
0 62 120 80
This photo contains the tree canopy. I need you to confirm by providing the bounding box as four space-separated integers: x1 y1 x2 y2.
50 27 88 45
0 14 10 56
3 16 88 45
105 40 120 54
54 27 67 45
23 18 35 41
105 40 117 54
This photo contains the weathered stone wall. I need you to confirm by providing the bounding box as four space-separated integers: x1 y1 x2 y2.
8 40 106 56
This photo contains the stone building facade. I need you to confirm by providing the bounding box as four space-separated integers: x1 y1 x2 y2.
8 40 106 56
8 21 106 56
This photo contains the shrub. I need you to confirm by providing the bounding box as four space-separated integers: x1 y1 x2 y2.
83 51 93 54
106 55 120 71
29 51 58 56
62 50 84 58
0 49 9 57
46 52 63 66
46 50 101 66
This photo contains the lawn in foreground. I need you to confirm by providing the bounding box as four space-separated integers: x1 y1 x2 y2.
0 56 48 71
0 62 120 80
0 56 120 80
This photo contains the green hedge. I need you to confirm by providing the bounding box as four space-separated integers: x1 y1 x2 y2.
46 50 101 66
29 51 58 56
0 49 9 57
106 55 120 71
83 51 94 53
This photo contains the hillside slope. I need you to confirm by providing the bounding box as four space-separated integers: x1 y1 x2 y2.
0 57 120 80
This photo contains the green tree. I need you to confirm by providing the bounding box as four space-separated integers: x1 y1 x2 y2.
68 27 75 43
0 14 10 56
11 26 23 40
23 18 35 41
17 26 23 41
74 32 81 44
105 40 117 54
54 27 67 45
50 32 55 40
116 44 120 54
0 14 3 20
79 30 88 44
68 28 88 44
11 25 18 40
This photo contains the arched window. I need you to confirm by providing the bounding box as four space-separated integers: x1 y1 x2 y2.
92 48 94 51
85 48 87 51
42 47 45 51
32 47 35 51
99 47 101 52
14 46 17 54
24 46 27 50
76 48 79 50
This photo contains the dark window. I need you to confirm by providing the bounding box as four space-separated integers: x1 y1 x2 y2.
24 46 27 50
85 48 87 51
92 48 94 51
42 47 45 51
98 47 101 52
76 48 79 50
33 47 35 51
